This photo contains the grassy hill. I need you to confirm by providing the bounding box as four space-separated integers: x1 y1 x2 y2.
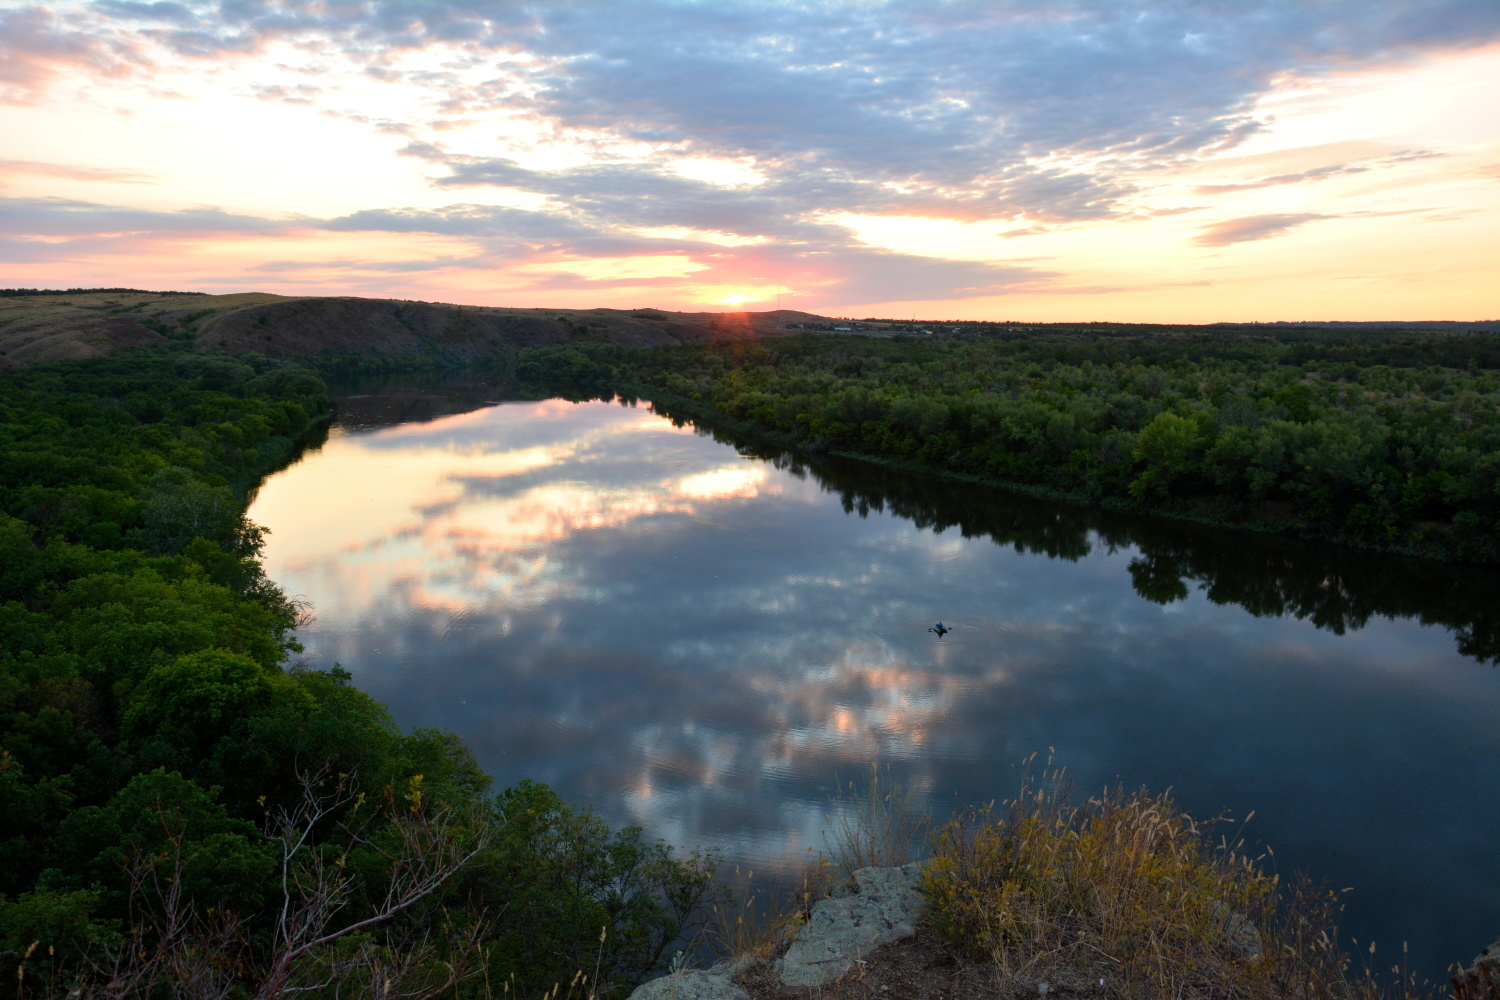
0 289 832 369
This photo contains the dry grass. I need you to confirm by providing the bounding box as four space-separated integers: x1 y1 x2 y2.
921 764 1433 1000
823 764 929 884
704 765 928 967
704 857 839 966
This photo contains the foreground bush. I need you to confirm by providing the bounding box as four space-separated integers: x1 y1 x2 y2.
922 773 1414 999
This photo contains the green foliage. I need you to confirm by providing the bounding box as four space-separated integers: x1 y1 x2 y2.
515 327 1500 562
465 780 724 998
122 648 292 749
0 347 722 997
139 466 242 554
53 769 273 914
0 888 113 969
1131 411 1201 499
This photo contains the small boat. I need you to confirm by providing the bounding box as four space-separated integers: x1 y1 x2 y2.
929 621 951 637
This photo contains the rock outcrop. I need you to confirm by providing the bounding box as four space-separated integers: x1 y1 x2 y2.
774 864 927 989
624 864 928 1000
628 969 750 1000
1454 935 1500 1000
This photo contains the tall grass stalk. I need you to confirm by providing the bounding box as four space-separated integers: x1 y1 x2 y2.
823 764 928 883
703 857 838 965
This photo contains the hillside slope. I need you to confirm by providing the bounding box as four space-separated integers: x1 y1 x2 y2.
0 289 830 368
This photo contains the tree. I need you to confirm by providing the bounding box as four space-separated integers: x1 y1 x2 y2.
1130 412 1201 499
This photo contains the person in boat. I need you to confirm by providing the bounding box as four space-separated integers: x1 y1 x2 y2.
929 621 950 636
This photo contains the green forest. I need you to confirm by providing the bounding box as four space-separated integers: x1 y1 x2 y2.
0 349 721 999
515 325 1500 564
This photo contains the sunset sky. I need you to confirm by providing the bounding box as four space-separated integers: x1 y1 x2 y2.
2 0 1497 320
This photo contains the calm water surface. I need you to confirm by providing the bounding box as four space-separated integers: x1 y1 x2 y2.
249 382 1500 980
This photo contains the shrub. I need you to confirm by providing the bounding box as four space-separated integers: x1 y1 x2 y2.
922 768 1405 999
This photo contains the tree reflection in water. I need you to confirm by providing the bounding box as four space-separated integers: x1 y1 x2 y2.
691 424 1500 667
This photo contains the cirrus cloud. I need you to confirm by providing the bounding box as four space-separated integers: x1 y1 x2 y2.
1193 213 1330 247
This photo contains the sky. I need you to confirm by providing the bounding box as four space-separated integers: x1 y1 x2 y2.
1 0 1498 321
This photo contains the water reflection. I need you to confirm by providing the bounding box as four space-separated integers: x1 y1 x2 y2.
249 388 1500 980
733 440 1500 666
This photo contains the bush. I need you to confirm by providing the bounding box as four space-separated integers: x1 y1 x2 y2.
922 767 1407 999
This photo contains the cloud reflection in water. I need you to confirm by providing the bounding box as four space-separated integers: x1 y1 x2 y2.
250 396 1500 977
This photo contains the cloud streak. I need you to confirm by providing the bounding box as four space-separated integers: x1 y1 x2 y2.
1194 213 1329 246
0 158 157 183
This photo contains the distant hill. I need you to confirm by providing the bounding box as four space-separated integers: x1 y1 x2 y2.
3 289 1493 370
0 289 833 369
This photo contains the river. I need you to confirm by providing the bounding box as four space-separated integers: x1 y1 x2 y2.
247 377 1500 981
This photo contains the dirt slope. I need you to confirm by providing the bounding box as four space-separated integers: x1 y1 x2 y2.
0 290 831 369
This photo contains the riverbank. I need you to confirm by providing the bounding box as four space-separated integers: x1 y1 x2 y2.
618 387 1500 571
509 326 1500 566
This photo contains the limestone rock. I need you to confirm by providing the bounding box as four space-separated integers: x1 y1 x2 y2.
1453 935 1500 1000
775 863 927 989
628 970 749 1000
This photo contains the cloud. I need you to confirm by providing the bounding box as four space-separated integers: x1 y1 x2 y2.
5 2 1498 309
1194 213 1329 246
0 159 157 184
0 196 292 262
17 2 1500 217
1196 165 1366 195
0 196 284 237
1194 148 1447 194
250 82 322 105
319 202 1056 303
0 193 1049 307
0 4 149 103
320 204 665 261
340 1 1497 253
92 0 197 25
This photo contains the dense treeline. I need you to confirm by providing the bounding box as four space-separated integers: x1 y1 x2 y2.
516 327 1500 563
0 349 719 998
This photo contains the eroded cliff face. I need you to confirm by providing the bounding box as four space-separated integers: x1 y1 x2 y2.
0 288 828 369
